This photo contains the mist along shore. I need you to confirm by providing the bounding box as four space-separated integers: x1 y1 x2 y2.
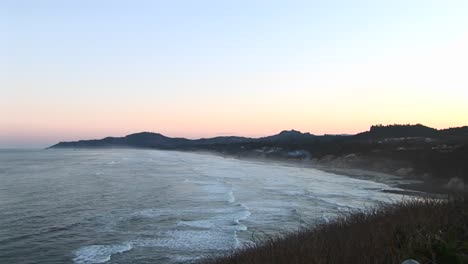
194 150 468 263
190 135 468 196
198 148 468 264
187 148 460 199
187 151 428 197
47 124 468 263
49 124 468 195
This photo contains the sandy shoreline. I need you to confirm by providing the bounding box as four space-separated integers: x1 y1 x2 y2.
182 149 448 198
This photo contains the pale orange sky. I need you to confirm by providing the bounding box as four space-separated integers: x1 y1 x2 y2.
2 1 468 147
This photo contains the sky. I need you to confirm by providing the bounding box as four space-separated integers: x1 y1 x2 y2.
1 0 468 147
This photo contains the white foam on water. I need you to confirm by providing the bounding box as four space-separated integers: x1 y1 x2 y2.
226 189 236 203
200 183 232 200
169 255 202 263
134 207 218 219
178 203 250 228
278 188 309 196
134 208 167 218
128 203 251 259
133 229 236 251
182 218 246 230
232 209 251 247
73 243 132 264
185 178 237 203
7 148 417 264
178 219 216 229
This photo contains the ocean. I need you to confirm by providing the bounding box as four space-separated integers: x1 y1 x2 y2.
0 149 407 264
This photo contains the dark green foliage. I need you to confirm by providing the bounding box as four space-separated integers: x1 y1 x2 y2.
364 124 438 139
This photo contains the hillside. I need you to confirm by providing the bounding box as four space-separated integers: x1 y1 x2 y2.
50 124 468 186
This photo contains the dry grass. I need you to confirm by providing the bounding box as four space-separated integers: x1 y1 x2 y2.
202 197 468 264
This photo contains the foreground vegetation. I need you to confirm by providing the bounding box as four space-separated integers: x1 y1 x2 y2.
203 197 468 264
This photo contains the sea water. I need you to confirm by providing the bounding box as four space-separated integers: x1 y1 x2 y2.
0 149 407 264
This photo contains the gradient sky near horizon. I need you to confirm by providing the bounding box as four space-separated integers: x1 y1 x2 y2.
1 0 468 147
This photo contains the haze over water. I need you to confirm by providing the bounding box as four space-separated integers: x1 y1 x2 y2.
0 149 409 264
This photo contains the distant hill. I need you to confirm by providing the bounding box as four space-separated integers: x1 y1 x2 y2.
193 136 254 145
49 124 468 182
51 132 185 149
49 132 255 149
50 124 468 149
440 126 468 137
50 130 318 149
259 130 315 143
354 124 438 139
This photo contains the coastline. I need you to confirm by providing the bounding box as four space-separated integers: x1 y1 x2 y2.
47 147 453 197
182 149 445 198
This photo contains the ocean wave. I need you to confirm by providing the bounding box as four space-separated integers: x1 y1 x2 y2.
226 189 236 203
73 243 132 264
133 229 237 251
